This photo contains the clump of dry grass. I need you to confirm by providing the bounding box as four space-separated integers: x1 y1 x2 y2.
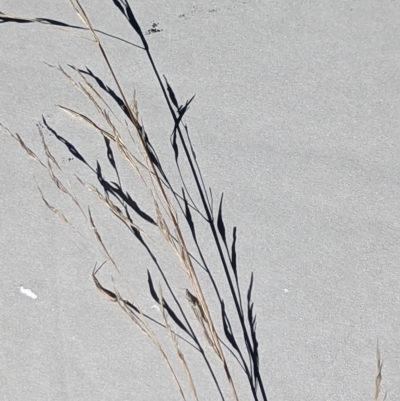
1 1 267 400
1 1 388 401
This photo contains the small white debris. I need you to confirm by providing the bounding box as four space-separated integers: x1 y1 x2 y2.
282 288 289 293
151 304 160 312
19 285 37 299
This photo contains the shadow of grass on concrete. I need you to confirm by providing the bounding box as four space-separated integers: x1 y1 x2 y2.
1 1 387 400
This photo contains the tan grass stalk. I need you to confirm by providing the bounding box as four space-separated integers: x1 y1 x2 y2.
113 281 189 401
375 341 387 401
159 285 200 401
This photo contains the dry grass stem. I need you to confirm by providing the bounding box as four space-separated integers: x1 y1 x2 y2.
375 342 387 401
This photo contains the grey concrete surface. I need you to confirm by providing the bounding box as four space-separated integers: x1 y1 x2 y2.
1 1 400 400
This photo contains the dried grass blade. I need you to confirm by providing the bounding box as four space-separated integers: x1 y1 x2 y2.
1 124 46 168
44 62 82 92
158 287 190 401
92 262 118 302
375 341 387 401
37 125 62 171
46 161 84 216
57 105 114 141
38 186 72 227
88 208 120 274
185 289 217 353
